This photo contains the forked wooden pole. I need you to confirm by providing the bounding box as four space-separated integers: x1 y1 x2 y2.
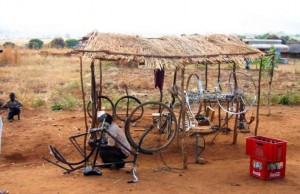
254 58 263 136
80 56 89 157
181 68 188 169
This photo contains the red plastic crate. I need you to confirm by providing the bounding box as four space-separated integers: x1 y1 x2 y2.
250 156 286 180
246 136 287 162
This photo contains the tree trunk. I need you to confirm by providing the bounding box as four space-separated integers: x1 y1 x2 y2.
267 56 275 116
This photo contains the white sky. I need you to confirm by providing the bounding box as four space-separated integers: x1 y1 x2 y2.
1 0 300 37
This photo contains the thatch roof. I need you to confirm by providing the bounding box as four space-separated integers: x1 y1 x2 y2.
77 32 263 69
287 43 300 53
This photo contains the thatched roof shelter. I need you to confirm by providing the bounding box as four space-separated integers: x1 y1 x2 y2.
287 42 300 53
77 32 263 69
75 32 268 169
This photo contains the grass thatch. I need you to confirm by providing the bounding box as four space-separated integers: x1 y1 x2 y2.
78 32 263 69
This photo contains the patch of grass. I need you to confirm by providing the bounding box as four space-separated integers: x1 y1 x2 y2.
31 98 46 108
49 80 82 110
271 91 300 105
51 104 63 111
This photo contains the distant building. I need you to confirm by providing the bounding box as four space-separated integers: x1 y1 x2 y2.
242 39 289 63
283 42 300 58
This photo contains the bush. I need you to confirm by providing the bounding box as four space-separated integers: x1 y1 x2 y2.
3 42 16 48
50 37 65 48
65 39 79 48
28 39 44 49
31 98 46 108
51 104 63 111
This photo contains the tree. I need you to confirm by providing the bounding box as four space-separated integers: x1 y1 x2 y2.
65 39 79 48
265 34 280 39
50 37 65 48
261 46 278 115
3 41 16 48
28 39 44 49
280 35 290 44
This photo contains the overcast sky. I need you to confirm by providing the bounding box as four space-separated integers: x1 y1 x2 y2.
1 0 300 37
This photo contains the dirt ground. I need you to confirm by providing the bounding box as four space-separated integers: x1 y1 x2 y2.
0 105 299 194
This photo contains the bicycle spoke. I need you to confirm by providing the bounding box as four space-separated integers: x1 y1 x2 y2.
125 101 178 154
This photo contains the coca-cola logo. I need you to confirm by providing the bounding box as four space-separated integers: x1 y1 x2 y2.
269 172 280 178
253 170 261 177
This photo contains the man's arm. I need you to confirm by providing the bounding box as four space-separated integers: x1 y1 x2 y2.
2 101 9 109
16 100 23 107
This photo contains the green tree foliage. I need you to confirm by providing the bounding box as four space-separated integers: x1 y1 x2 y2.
3 41 16 48
28 39 44 49
280 36 290 44
65 39 79 48
261 46 278 115
50 37 65 48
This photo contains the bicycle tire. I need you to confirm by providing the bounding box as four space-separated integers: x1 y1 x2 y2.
114 95 143 122
87 95 115 118
216 71 257 115
125 101 178 154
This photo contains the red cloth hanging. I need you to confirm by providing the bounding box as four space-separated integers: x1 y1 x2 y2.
154 68 165 91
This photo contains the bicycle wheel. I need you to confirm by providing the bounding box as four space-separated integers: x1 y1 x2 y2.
87 101 92 118
114 96 143 122
125 101 178 154
216 71 257 115
186 74 203 116
87 96 115 118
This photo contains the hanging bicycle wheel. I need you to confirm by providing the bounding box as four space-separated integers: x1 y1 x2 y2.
87 95 115 118
125 101 178 154
216 71 257 115
186 74 203 116
114 96 143 122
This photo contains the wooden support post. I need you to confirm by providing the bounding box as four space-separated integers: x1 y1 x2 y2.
254 59 263 136
218 63 221 129
233 101 239 144
204 62 208 112
80 56 88 157
91 60 97 129
98 60 103 111
99 60 103 96
232 62 239 144
181 68 188 169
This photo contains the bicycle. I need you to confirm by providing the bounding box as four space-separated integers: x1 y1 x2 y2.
44 115 142 183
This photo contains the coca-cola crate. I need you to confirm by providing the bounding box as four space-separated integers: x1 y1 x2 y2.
250 156 286 180
246 136 287 162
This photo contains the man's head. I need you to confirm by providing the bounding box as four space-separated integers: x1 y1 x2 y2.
9 92 16 101
99 113 113 125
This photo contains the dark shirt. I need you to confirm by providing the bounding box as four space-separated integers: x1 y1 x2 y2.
2 99 23 111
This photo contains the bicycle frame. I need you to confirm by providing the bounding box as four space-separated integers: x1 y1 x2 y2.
44 121 143 183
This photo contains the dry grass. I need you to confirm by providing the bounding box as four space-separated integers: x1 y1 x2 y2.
277 58 300 74
0 48 300 110
0 49 84 109
0 47 21 65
